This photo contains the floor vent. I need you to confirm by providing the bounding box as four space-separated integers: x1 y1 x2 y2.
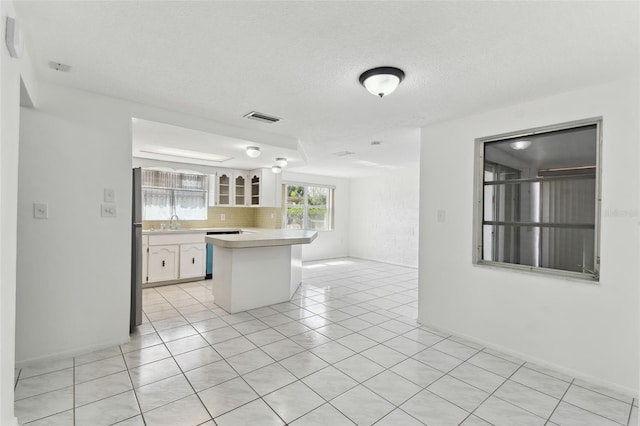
243 111 281 124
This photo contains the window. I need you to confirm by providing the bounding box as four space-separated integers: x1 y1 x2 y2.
473 118 601 280
142 169 208 220
284 184 334 231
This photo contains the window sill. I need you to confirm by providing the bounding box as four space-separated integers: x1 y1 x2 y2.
474 260 599 283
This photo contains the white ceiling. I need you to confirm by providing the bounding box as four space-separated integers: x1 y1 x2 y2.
14 1 639 178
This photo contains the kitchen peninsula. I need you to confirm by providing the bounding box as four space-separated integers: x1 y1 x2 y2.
206 229 317 313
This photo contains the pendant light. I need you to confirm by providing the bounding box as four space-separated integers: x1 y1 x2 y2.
359 67 405 98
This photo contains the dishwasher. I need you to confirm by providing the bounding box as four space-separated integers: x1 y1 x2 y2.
205 230 240 279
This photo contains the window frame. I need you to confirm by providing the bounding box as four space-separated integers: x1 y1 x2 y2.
142 170 209 221
283 182 335 231
472 117 602 282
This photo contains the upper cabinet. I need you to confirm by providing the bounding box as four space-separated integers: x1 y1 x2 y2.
234 173 248 206
216 172 232 206
249 168 281 207
210 168 280 207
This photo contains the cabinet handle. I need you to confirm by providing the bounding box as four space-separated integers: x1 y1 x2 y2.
192 257 195 264
162 260 165 267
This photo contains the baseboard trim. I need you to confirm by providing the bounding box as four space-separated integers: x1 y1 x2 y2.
15 335 130 368
416 316 638 399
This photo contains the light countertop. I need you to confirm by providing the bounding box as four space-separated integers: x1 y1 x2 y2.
205 229 317 249
142 227 243 235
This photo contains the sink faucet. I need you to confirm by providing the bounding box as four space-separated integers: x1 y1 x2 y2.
169 214 179 230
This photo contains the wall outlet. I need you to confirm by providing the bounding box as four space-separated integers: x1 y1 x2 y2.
270 213 274 219
220 213 226 221
101 203 117 218
34 203 48 219
104 188 115 203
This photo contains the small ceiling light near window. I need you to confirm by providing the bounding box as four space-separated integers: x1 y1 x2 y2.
359 66 405 98
246 146 261 158
509 140 532 150
275 157 288 167
271 165 282 174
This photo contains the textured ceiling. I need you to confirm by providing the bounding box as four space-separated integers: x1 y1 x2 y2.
14 1 639 177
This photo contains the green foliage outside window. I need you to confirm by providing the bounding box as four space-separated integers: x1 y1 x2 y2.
285 184 333 231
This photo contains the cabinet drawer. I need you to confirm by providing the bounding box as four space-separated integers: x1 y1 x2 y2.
148 233 205 245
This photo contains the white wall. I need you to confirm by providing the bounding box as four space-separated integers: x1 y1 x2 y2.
1 1 38 423
16 83 297 364
419 78 639 394
282 171 349 261
349 166 419 267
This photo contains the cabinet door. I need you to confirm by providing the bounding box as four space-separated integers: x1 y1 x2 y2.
179 243 206 279
254 168 281 207
249 172 261 206
217 173 232 206
147 245 179 283
234 173 248 206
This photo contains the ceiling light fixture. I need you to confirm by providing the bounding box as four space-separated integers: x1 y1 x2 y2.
246 146 261 158
271 165 282 174
359 66 405 98
275 157 288 167
509 140 532 150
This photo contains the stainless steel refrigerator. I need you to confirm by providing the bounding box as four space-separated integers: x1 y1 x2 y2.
130 167 143 332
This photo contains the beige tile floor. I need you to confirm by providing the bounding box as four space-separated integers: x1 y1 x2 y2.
14 258 638 425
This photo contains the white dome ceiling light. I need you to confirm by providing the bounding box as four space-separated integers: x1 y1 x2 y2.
246 146 261 158
271 165 282 174
359 67 405 98
509 140 532 150
275 157 288 167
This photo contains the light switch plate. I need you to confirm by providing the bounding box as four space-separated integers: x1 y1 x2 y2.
101 203 117 218
104 188 115 203
220 213 226 221
34 203 48 219
437 209 446 223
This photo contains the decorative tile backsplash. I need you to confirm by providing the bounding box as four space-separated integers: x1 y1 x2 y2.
143 207 283 230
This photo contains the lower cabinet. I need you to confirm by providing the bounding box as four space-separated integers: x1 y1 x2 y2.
145 233 206 285
147 245 179 283
179 243 206 279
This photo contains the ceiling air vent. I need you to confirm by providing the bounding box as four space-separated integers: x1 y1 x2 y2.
333 151 355 157
243 111 281 124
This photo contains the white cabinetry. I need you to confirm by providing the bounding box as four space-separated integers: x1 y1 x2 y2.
145 233 206 285
147 245 179 283
233 173 248 206
213 168 281 207
249 168 281 207
180 243 206 279
217 173 232 206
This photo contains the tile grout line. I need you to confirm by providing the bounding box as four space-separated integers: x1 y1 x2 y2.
458 361 526 425
119 343 148 425
544 378 574 425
